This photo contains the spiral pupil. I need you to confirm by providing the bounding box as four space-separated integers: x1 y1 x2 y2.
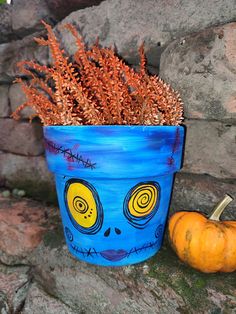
130 185 157 215
73 196 88 214
139 194 149 206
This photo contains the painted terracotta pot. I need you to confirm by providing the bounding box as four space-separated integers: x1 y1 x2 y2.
44 125 185 266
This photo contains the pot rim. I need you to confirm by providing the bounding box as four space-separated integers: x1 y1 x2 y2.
43 124 185 129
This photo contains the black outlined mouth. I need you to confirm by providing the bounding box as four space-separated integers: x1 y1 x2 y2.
70 239 159 261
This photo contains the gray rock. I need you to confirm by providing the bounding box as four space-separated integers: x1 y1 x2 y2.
30 244 186 313
29 225 236 314
0 4 14 45
183 120 236 179
47 0 104 20
9 82 35 119
171 172 236 220
0 119 44 156
22 283 76 314
0 32 48 83
0 292 9 314
0 264 30 313
0 151 56 203
58 0 236 67
160 23 236 122
12 0 52 38
0 85 10 117
0 194 58 265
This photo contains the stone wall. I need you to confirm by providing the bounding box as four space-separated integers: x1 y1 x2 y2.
0 0 236 217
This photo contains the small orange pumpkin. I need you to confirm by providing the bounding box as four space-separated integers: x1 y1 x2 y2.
168 195 236 273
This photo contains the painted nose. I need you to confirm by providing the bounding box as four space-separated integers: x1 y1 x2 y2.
104 227 122 237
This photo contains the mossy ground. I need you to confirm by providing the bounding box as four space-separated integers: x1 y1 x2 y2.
145 239 236 312
41 215 236 313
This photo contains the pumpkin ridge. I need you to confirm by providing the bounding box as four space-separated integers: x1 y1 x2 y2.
171 212 191 255
169 212 186 236
219 223 236 272
168 211 186 250
221 225 230 272
182 229 193 263
187 217 207 270
200 221 226 272
174 212 206 265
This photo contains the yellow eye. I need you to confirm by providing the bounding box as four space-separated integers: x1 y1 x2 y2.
65 180 103 234
124 182 160 228
128 184 158 217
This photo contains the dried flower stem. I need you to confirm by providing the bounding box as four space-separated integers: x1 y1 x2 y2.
12 21 184 126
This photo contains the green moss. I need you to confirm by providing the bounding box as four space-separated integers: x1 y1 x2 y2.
146 240 181 272
193 277 207 289
143 241 236 311
173 277 194 298
155 271 169 284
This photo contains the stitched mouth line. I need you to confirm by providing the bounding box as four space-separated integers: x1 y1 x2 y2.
70 246 99 257
126 240 158 257
70 239 159 258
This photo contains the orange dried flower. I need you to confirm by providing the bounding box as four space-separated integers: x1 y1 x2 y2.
12 21 184 126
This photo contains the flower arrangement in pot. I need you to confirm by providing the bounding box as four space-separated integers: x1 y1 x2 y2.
13 22 185 266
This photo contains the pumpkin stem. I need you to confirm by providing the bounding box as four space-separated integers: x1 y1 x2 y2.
209 194 234 221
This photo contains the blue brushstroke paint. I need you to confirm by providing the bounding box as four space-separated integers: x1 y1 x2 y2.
44 125 185 266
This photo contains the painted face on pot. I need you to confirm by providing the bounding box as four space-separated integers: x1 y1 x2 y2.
62 177 164 264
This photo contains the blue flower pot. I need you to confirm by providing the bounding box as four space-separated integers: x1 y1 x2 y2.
44 125 185 266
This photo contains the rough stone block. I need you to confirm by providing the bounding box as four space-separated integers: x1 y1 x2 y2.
0 195 56 265
0 152 55 202
0 119 44 156
171 172 236 220
29 227 236 313
160 23 236 121
0 3 14 44
12 0 52 37
9 82 35 119
0 292 9 314
22 284 75 314
182 120 236 179
58 0 236 67
47 0 104 20
0 85 10 117
0 32 48 83
0 265 30 313
0 201 45 263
